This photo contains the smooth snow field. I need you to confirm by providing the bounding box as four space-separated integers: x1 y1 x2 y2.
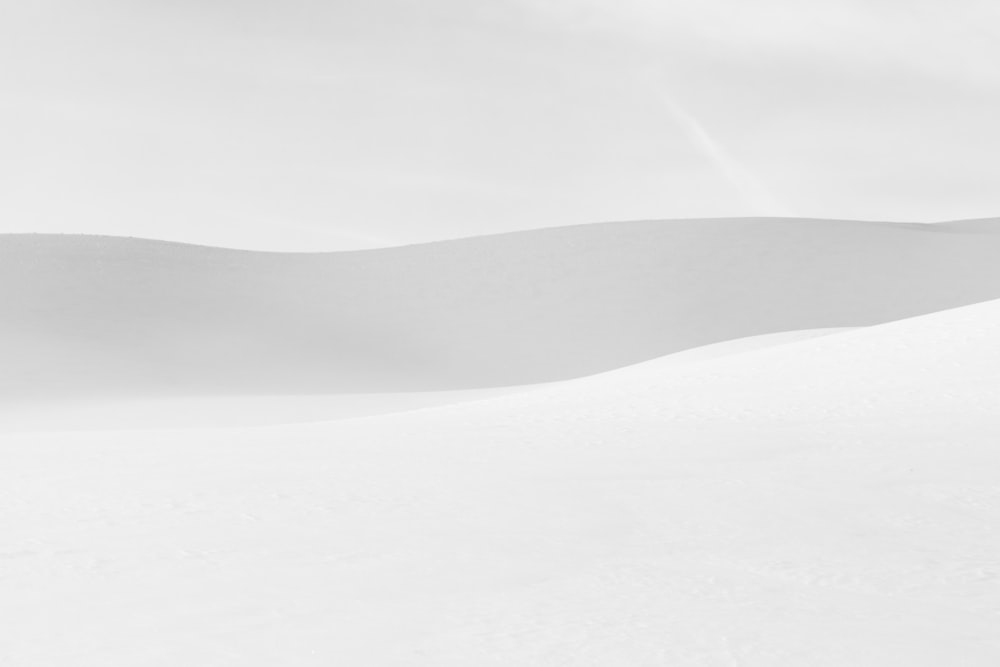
5 218 1000 402
2 219 1000 665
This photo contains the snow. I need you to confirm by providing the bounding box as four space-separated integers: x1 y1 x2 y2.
0 329 847 434
3 298 1000 665
5 219 1000 403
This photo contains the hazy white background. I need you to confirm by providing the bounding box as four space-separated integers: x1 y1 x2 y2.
2 0 999 249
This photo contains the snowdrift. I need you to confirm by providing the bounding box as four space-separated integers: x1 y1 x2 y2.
4 296 1000 665
3 218 1000 399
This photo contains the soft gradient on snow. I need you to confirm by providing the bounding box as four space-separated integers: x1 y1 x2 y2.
3 4 998 661
3 297 1000 665
5 219 1000 404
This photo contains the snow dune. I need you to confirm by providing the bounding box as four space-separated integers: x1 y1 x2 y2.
0 328 848 433
3 297 1000 665
3 218 1000 403
936 217 1000 233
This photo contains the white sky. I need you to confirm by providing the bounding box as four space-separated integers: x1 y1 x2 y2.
2 0 999 249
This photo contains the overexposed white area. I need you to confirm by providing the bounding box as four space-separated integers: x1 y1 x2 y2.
5 219 1000 404
3 298 1000 665
4 3 998 662
2 1 1000 248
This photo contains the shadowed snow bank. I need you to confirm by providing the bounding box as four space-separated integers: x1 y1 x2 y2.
2 217 1000 399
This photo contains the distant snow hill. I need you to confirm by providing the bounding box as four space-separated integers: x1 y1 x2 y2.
2 218 1000 399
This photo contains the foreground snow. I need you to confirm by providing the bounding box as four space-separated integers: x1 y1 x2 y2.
3 301 1000 665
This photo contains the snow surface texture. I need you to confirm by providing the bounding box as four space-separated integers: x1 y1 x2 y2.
3 296 1000 665
3 219 1000 665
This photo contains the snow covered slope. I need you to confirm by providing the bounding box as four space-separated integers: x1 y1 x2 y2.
0 328 847 433
3 218 1000 400
2 298 1000 665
